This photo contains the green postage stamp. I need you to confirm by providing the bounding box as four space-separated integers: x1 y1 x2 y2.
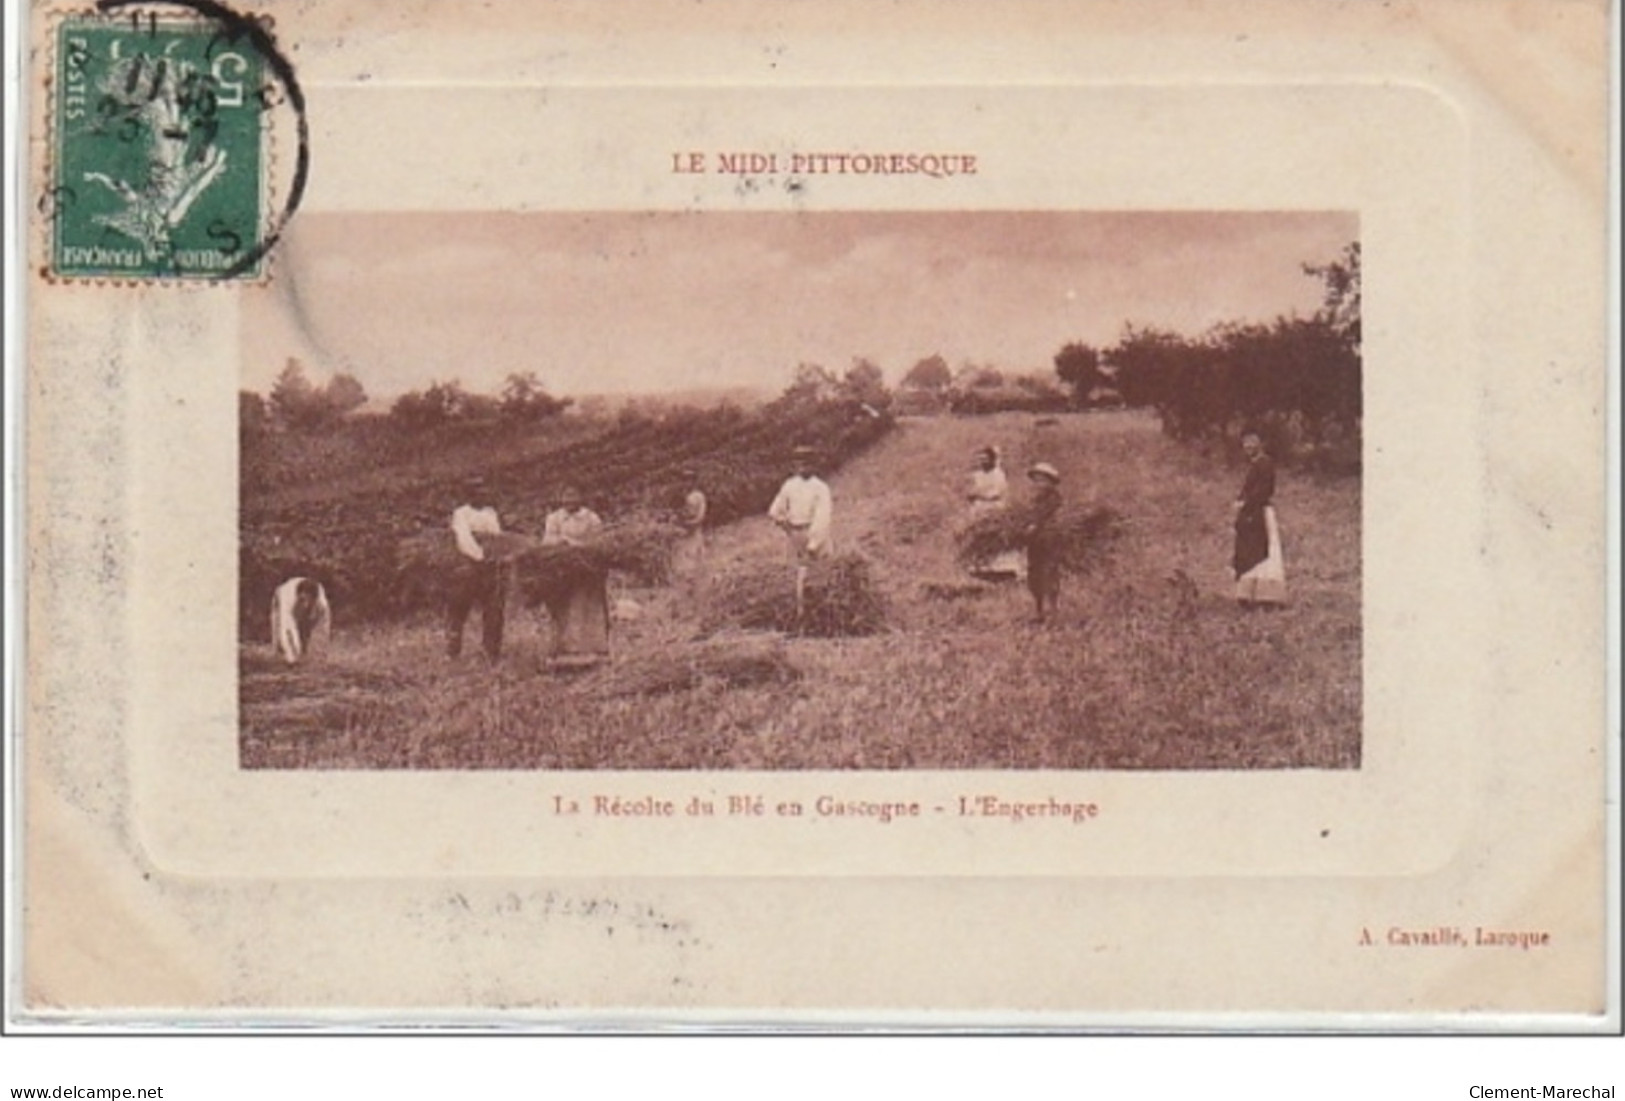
50 13 266 280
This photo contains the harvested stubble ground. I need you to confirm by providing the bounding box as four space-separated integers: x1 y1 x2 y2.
918 581 994 602
582 633 798 698
240 410 1361 771
701 552 889 638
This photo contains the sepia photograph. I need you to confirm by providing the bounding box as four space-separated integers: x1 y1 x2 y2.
238 211 1362 771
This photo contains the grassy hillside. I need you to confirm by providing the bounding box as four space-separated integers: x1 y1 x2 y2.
240 397 892 632
241 409 1361 770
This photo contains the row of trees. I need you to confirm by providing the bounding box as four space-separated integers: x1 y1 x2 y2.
1094 242 1362 448
898 355 1061 397
249 239 1357 449
775 358 894 413
248 355 898 439
896 355 1072 414
388 371 573 430
242 359 370 436
889 242 1362 448
244 361 575 438
1103 313 1360 445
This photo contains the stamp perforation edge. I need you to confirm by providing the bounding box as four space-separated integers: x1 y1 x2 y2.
35 3 280 287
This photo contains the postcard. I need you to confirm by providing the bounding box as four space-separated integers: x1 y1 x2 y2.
14 0 1615 1025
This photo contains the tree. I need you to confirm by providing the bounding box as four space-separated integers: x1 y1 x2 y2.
239 389 270 442
574 395 612 421
500 371 571 421
840 357 892 410
390 379 476 430
268 360 368 430
901 354 952 391
1103 325 1198 425
1053 342 1104 403
1304 241 1361 353
1013 372 1068 401
955 363 1004 390
324 372 368 417
777 362 842 408
268 358 320 429
239 390 272 494
1300 242 1363 437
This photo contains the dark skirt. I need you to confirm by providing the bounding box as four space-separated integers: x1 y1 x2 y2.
1233 506 1270 577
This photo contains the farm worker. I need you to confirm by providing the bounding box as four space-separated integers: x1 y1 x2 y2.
1232 429 1288 608
447 477 508 661
678 468 710 593
543 485 605 546
768 445 833 621
682 469 709 546
540 486 611 669
966 445 1024 582
270 576 330 664
1025 462 1063 624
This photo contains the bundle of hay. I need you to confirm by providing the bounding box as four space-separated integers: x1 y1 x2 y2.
587 635 799 698
396 529 538 570
704 552 889 638
391 529 538 614
514 522 684 606
955 504 1125 574
393 523 682 612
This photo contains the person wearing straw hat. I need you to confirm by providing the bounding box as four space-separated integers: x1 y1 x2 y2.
540 485 610 668
1025 462 1063 624
768 445 833 622
447 476 507 660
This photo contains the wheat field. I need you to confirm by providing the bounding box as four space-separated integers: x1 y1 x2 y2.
240 410 1361 770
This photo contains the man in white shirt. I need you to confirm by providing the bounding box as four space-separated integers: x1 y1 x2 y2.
447 477 507 660
270 576 330 664
768 446 833 620
451 481 503 561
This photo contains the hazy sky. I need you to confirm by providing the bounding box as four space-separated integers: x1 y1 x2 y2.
242 210 1356 398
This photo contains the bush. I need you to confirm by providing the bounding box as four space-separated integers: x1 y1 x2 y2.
1054 342 1104 402
267 361 369 431
500 371 572 421
948 384 1070 415
1101 242 1362 460
901 354 952 392
390 380 492 430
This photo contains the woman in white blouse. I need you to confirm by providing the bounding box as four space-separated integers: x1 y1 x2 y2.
540 486 610 668
966 446 1024 581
